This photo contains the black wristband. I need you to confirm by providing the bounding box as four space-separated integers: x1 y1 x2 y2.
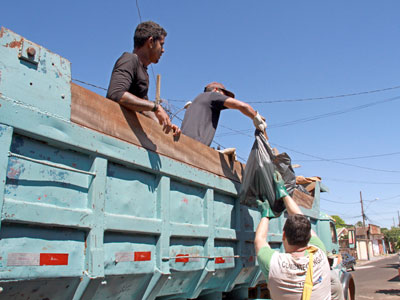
152 102 159 112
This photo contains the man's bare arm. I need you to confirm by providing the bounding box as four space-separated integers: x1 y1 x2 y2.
255 217 270 254
223 98 257 119
223 98 266 131
119 92 180 136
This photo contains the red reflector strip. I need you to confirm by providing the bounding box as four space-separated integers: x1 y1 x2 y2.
39 253 69 266
175 254 189 263
134 251 151 261
215 257 225 264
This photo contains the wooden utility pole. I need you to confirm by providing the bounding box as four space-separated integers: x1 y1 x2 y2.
360 191 366 228
155 74 161 105
398 210 400 227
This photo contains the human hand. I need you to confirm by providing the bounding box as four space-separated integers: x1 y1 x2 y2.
273 171 289 200
253 112 267 131
154 106 173 134
256 200 276 219
171 124 181 137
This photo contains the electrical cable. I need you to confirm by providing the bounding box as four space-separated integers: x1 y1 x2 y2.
320 197 360 204
166 84 400 103
271 142 400 173
217 95 400 137
135 0 157 84
295 151 400 162
322 178 400 185
72 78 107 91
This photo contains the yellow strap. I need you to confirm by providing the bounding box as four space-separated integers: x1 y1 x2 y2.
302 246 318 300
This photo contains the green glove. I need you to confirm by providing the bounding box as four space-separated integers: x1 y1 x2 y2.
256 200 276 219
273 171 289 200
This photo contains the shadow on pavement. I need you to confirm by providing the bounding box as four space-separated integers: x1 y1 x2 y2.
375 289 400 296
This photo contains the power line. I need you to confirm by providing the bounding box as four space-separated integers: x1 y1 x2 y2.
271 142 400 173
322 178 400 185
135 0 143 21
72 78 107 91
320 197 360 204
166 84 400 103
135 0 157 84
217 95 400 136
295 151 400 162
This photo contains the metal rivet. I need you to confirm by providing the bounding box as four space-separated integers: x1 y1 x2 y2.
61 94 65 99
26 47 36 57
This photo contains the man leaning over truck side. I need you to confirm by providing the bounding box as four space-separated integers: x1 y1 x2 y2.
181 82 266 146
254 171 331 300
106 21 180 136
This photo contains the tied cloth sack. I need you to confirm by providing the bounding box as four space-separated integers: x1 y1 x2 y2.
239 130 308 216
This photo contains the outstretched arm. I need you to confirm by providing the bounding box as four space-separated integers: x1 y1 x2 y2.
274 171 317 237
223 98 266 131
255 217 269 254
223 98 257 118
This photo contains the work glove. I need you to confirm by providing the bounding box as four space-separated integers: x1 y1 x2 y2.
256 200 276 219
253 112 267 131
273 171 289 200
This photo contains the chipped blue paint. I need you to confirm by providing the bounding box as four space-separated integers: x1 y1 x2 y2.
0 27 71 120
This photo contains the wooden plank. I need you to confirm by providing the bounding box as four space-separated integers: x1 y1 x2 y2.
70 83 244 182
292 189 314 209
304 182 316 193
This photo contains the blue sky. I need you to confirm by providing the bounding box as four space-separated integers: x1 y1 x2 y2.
2 0 399 229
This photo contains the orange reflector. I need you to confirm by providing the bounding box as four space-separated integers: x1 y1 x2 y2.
134 251 151 261
215 257 225 264
175 254 189 263
40 253 69 266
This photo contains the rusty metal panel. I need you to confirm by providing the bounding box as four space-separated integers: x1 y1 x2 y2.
70 83 244 183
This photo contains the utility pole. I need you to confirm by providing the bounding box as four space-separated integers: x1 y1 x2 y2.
398 210 400 227
360 191 366 228
360 191 370 260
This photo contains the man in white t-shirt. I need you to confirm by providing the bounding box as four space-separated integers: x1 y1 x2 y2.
254 171 331 300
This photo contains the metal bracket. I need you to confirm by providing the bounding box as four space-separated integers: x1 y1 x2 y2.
18 39 40 65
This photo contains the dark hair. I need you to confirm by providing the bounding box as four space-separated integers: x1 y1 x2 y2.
134 21 167 49
283 214 311 247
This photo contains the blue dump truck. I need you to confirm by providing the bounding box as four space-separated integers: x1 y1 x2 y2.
0 28 354 299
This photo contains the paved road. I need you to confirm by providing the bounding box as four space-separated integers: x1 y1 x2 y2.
352 254 399 300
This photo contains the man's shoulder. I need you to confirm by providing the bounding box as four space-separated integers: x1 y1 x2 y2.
115 52 138 67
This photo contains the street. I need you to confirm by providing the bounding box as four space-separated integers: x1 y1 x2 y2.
352 254 399 299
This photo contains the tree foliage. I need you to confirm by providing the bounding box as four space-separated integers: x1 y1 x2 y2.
331 215 346 228
356 221 363 227
381 227 400 250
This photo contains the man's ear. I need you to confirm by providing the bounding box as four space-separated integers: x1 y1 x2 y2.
146 36 154 48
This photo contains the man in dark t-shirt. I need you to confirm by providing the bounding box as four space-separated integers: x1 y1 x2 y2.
107 21 180 136
181 82 267 146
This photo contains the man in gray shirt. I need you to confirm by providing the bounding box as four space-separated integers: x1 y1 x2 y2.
181 82 266 146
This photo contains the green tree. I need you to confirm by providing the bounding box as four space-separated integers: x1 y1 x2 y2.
332 215 346 228
382 227 400 251
356 221 363 227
